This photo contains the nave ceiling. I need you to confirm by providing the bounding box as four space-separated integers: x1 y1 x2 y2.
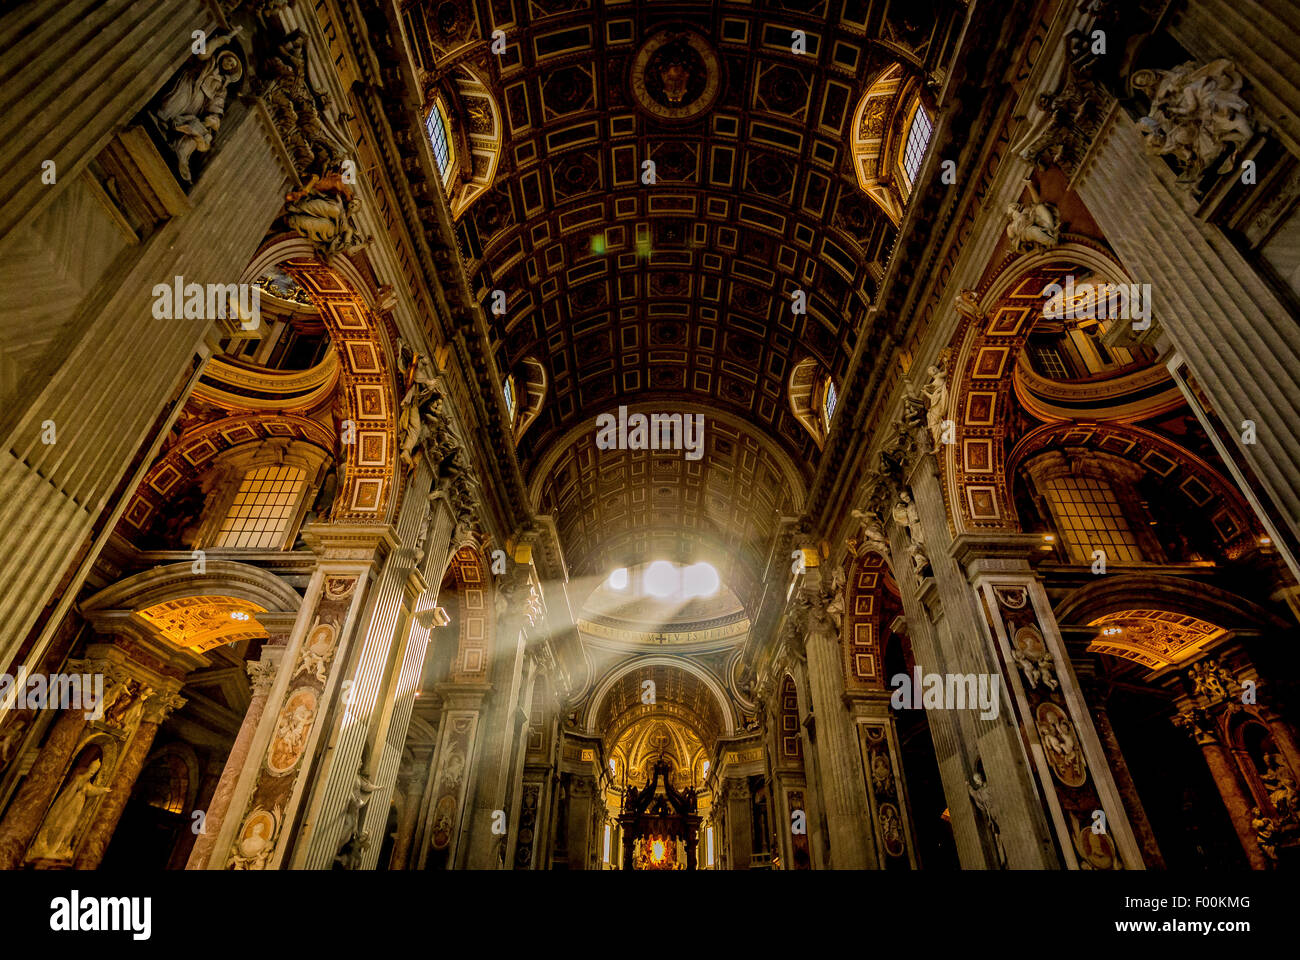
405 0 964 609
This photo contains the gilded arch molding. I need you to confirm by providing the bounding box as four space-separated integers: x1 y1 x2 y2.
584 655 736 741
940 242 1141 536
241 237 401 522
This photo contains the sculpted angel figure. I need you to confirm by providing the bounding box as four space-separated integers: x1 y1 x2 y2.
1005 182 1061 253
1132 59 1254 181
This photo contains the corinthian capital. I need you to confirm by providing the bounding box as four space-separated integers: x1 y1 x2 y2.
143 692 188 725
1171 706 1217 746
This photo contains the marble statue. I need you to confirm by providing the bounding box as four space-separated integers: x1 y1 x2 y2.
119 685 152 734
1251 807 1278 864
1188 659 1234 704
920 359 949 450
968 770 1008 868
891 490 931 578
1005 191 1061 253
284 171 370 260
29 759 111 860
334 770 380 870
1261 754 1298 823
1132 59 1255 182
851 508 891 561
151 30 244 183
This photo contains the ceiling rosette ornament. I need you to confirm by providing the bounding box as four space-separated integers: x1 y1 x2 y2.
629 28 722 123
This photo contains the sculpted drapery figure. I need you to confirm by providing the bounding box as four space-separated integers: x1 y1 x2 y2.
151 30 244 183
920 360 949 451
29 759 111 861
1132 59 1255 182
1005 181 1060 253
283 172 369 260
891 490 931 579
968 770 1008 868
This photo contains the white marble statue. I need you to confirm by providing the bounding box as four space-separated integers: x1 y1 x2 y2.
921 360 949 450
968 771 1008 868
152 31 244 183
1132 59 1254 181
1005 197 1061 253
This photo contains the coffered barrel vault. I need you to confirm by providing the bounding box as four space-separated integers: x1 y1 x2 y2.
404 0 961 596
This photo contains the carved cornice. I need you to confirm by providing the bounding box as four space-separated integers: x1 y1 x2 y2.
333 2 548 578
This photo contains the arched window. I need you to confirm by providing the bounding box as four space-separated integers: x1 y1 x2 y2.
850 64 932 224
821 378 838 429
789 356 836 448
215 465 307 549
425 100 454 183
901 102 932 189
503 373 517 423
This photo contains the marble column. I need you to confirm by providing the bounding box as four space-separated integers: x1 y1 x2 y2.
186 645 284 870
291 461 436 869
1173 708 1271 869
464 576 533 870
0 670 96 868
784 656 829 869
1077 669 1166 869
208 524 392 870
1076 108 1300 571
73 690 186 869
797 570 876 869
419 685 490 868
386 769 423 870
565 775 595 870
722 778 753 869
889 451 1060 869
956 535 1145 870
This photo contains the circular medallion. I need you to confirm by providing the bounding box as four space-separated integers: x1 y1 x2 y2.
630 29 721 122
1034 701 1088 787
267 687 318 775
1074 823 1117 869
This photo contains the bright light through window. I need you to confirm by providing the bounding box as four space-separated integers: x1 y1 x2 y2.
644 560 678 597
681 562 719 598
701 759 710 779
612 561 720 599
